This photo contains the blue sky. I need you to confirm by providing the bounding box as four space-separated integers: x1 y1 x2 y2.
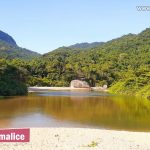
0 0 150 54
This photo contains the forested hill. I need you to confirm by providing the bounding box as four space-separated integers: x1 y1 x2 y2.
0 30 41 60
69 42 104 49
1 27 150 99
36 27 150 99
0 30 17 46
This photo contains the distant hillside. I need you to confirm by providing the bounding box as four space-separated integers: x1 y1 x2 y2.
0 30 17 46
0 30 41 60
1 27 150 99
43 46 80 58
44 42 104 58
38 27 150 99
69 42 104 49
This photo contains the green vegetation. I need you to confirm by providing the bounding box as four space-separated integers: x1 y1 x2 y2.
0 30 40 96
87 141 98 147
69 42 104 49
27 28 150 99
0 40 41 60
0 30 17 46
0 30 41 60
0 59 27 96
0 28 150 98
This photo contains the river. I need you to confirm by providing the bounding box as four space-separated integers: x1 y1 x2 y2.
0 90 150 131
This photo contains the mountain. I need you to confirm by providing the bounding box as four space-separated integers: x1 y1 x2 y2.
44 42 104 58
0 30 41 60
69 42 104 49
37 28 150 99
0 30 17 46
43 46 81 59
1 28 150 98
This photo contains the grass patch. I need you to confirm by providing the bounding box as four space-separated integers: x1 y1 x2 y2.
87 141 98 147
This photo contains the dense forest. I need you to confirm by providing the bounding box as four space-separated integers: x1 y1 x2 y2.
0 59 27 96
0 28 150 99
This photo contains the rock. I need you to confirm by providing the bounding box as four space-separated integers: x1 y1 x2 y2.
91 85 108 91
70 80 90 88
103 85 108 89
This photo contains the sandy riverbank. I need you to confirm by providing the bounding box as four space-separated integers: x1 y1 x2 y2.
28 87 108 92
0 128 150 150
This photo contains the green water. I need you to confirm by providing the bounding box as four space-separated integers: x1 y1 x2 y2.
0 91 150 131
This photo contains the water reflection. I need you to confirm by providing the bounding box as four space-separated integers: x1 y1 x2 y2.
0 91 150 131
38 91 111 97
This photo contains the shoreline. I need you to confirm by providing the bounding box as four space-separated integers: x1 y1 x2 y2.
28 86 108 92
0 128 150 149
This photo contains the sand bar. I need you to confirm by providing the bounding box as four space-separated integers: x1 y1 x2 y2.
28 87 107 92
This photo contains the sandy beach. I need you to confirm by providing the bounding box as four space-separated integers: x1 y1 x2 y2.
0 128 150 150
28 86 108 92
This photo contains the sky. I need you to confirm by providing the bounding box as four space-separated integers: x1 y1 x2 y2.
0 0 150 54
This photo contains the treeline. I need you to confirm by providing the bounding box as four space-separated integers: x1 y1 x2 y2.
0 59 27 96
0 28 150 98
